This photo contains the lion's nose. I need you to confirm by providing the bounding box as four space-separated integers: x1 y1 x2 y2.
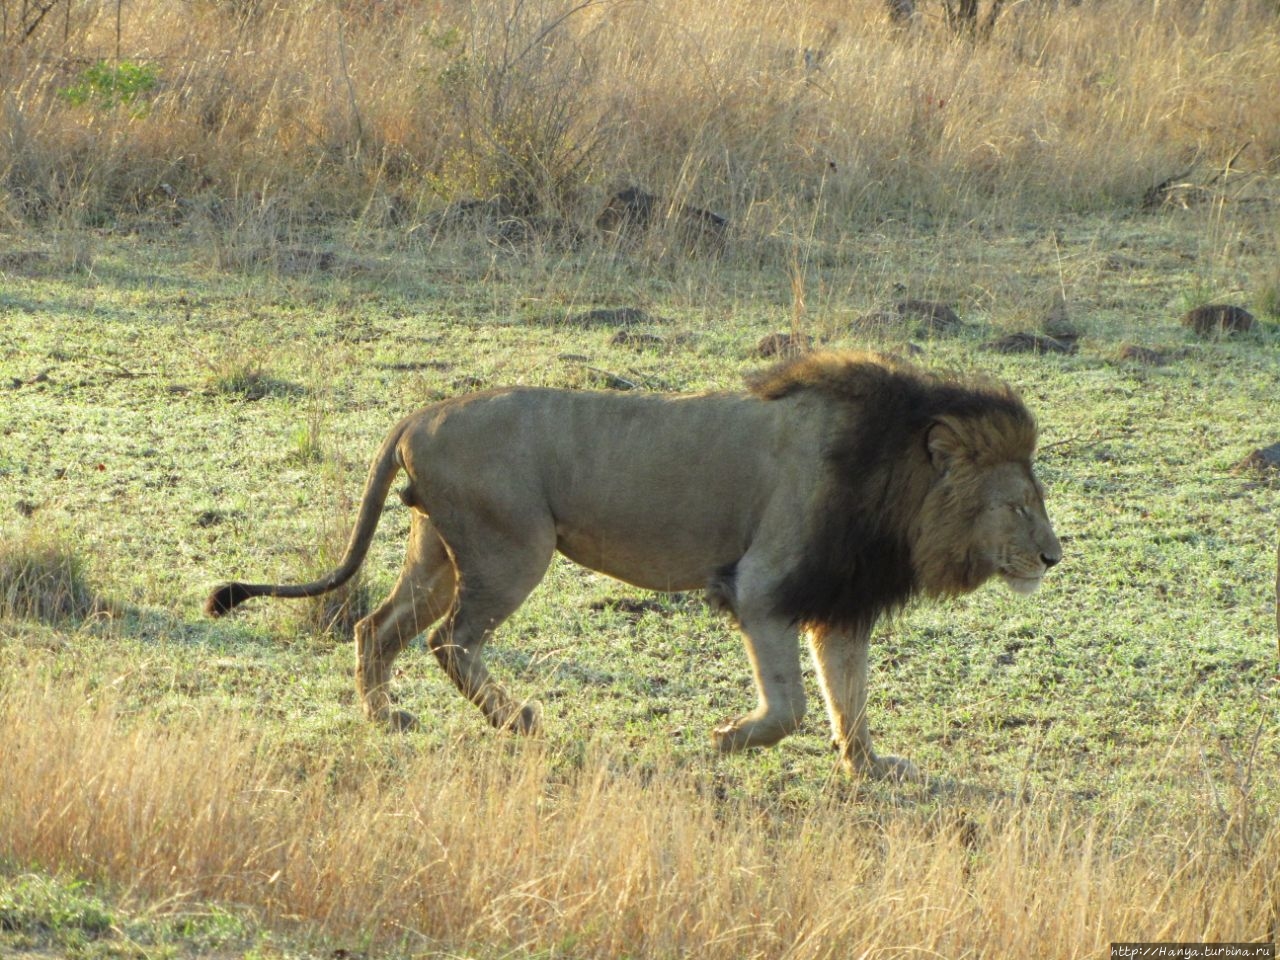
1041 551 1061 569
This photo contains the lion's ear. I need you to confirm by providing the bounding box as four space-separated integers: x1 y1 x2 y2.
927 419 966 475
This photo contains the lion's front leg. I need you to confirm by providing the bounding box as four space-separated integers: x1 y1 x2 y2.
711 607 807 753
808 624 920 783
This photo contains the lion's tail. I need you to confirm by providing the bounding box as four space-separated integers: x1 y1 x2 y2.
204 417 411 618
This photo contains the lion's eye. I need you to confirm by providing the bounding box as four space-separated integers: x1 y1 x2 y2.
1012 504 1030 518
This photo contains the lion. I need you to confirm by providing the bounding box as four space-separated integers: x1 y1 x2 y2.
206 351 1061 781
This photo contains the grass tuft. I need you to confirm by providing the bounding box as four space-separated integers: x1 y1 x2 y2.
1259 222 1280 319
294 540 371 642
202 350 301 401
0 527 99 625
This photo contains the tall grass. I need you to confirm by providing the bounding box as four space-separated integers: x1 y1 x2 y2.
2 679 1275 957
2 0 1277 236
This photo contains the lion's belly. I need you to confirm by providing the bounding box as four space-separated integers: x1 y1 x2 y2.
554 526 728 593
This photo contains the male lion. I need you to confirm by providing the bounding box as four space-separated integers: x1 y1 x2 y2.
206 351 1061 781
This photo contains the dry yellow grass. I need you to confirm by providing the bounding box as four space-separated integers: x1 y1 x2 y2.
2 0 1277 232
2 678 1275 958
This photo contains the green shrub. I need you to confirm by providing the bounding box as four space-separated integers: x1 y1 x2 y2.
58 60 159 111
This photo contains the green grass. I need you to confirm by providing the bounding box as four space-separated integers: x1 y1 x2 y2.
1 193 1279 956
0 872 276 959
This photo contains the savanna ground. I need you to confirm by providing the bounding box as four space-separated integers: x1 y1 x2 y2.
2 0 1280 957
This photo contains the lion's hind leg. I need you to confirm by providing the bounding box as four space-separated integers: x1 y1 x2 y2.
425 517 555 736
355 513 457 731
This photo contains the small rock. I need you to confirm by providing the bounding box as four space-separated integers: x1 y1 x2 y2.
1181 303 1254 336
1117 344 1166 366
1103 253 1143 271
855 300 962 336
18 370 52 387
756 332 812 358
895 299 962 333
567 307 651 327
1235 442 1280 474
981 332 1078 355
596 186 728 252
610 330 666 349
596 186 660 235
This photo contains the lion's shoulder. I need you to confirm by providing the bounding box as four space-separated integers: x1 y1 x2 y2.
759 351 1044 629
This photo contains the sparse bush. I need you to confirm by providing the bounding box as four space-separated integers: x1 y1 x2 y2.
426 0 613 215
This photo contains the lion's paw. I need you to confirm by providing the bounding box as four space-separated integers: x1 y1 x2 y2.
388 709 420 733
710 719 748 753
869 754 921 784
505 701 542 736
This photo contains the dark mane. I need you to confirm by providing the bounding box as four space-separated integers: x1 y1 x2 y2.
747 351 1037 632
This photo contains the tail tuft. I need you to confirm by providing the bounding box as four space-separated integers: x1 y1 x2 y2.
205 582 255 618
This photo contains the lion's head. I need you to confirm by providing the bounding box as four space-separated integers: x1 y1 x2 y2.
749 352 1061 629
918 414 1061 598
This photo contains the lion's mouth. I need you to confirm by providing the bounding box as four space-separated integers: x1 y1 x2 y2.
1000 571 1043 595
